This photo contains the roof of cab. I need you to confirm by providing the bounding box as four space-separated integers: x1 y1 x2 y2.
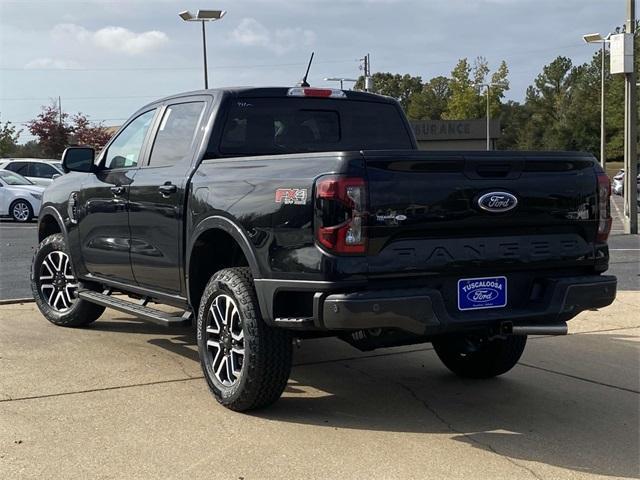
153 87 397 105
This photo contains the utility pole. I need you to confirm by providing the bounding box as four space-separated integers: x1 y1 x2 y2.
623 0 637 234
58 96 62 126
600 41 607 169
361 53 372 92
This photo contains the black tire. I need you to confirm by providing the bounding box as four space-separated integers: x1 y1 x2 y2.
197 267 292 411
31 233 105 327
433 334 527 379
10 199 33 222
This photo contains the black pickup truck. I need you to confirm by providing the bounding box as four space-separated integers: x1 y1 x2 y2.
32 87 617 411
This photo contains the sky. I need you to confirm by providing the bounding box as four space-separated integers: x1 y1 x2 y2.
0 0 628 142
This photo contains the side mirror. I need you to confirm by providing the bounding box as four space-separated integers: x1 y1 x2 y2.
52 174 62 180
62 146 96 173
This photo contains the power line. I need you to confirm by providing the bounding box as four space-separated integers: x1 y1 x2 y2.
0 95 164 101
0 59 358 72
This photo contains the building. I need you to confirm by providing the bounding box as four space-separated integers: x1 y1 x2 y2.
410 119 500 150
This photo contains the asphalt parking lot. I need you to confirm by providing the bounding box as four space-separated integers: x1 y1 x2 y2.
0 194 638 479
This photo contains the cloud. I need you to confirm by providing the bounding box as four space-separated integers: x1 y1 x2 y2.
24 58 81 69
231 18 315 55
51 23 168 55
93 27 168 55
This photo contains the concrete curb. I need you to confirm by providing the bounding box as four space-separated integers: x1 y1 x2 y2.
0 297 35 305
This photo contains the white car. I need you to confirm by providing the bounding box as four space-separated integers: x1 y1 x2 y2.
0 170 45 222
0 158 64 186
612 169 625 195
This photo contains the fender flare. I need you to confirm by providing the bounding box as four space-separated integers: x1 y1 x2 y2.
187 216 263 306
37 205 69 242
36 205 85 278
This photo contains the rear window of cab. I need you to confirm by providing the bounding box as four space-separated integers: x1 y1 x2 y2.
219 97 413 157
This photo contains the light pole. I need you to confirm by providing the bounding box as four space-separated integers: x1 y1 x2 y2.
324 77 358 90
583 33 610 170
179 9 226 89
623 0 637 234
474 82 506 150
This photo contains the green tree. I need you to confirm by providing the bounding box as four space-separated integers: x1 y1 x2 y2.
488 60 510 117
443 58 478 119
406 76 451 120
355 72 423 111
0 120 21 157
444 57 510 120
519 56 580 150
11 140 44 158
496 101 529 150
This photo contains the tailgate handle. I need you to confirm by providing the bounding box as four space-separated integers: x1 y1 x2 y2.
463 158 524 180
476 164 511 177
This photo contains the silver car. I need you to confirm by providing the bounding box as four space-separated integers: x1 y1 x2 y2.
612 168 625 195
0 169 45 222
611 168 640 199
0 158 64 187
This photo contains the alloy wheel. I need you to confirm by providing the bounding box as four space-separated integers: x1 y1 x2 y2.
39 250 78 311
12 202 30 222
205 294 245 387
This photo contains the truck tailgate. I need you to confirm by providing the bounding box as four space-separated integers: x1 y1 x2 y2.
363 150 600 275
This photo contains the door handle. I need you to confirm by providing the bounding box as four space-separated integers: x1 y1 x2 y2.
158 183 177 196
110 185 125 196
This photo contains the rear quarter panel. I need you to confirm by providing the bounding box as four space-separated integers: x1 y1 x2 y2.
188 152 367 281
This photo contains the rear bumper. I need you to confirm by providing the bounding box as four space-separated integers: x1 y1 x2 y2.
256 275 617 335
316 275 617 335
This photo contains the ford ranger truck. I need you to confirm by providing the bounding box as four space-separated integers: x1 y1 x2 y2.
31 87 617 411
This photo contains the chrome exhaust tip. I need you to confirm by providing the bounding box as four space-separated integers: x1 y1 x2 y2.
502 322 568 336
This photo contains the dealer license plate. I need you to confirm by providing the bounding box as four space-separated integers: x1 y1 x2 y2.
457 276 507 311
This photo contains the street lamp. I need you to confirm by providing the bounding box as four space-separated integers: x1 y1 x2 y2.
474 82 507 151
583 32 610 170
179 9 226 89
324 77 358 90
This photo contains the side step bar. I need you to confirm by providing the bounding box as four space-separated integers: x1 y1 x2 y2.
274 317 315 329
78 290 192 327
502 321 568 336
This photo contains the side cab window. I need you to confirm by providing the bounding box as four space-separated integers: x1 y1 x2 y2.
147 101 206 168
101 109 156 169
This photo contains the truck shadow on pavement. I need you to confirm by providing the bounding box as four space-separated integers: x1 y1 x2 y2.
91 318 639 479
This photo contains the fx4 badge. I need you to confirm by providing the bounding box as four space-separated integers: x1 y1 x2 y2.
275 188 308 205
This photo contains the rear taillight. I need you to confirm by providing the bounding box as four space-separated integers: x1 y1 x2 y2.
315 175 367 254
596 172 612 242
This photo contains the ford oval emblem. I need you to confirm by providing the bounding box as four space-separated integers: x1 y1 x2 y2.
466 288 500 303
477 192 518 213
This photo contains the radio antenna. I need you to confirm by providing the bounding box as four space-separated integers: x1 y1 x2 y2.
299 52 315 87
